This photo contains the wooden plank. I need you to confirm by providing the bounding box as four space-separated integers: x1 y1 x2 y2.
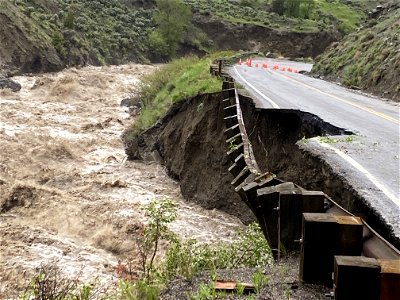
300 213 363 286
223 115 238 128
335 216 364 256
300 213 337 286
226 143 244 162
334 256 381 300
279 190 324 251
214 280 254 294
256 186 280 254
231 167 251 187
224 104 237 118
378 259 400 300
222 88 235 100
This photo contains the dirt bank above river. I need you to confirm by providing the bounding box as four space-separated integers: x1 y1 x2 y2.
124 92 256 225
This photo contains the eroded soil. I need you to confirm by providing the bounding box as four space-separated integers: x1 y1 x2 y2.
0 64 244 297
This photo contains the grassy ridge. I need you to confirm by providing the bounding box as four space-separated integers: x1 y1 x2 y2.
312 3 400 100
184 0 379 34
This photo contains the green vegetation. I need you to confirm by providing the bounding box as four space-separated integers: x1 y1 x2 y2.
2 0 381 74
21 198 272 299
312 4 400 101
129 54 226 134
183 0 376 33
6 0 154 64
318 135 355 144
150 0 191 58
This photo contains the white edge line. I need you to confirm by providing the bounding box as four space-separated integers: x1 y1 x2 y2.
233 66 280 109
313 138 400 207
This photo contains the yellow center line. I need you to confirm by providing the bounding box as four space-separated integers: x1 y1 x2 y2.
271 71 399 125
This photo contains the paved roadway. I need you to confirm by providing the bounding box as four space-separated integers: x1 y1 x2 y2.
229 58 400 240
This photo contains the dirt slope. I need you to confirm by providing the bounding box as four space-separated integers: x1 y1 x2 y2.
124 92 256 225
0 1 63 75
193 14 340 58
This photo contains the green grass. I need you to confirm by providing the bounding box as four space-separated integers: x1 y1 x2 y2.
130 53 230 134
183 0 372 33
314 0 364 34
312 5 399 100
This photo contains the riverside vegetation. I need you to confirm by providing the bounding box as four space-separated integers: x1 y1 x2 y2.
124 53 229 137
20 197 272 299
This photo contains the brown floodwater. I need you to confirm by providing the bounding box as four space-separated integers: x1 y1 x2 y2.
0 64 244 297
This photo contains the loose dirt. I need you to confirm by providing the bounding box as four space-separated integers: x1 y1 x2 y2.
0 64 244 298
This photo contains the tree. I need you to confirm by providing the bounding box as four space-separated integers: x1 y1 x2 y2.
152 0 191 58
300 0 315 19
285 0 301 18
271 0 285 15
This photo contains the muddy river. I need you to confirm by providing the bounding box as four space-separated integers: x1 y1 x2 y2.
0 64 244 297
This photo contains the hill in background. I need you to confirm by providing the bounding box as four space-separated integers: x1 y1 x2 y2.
0 0 382 75
312 2 400 101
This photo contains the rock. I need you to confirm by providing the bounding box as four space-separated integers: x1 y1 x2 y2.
0 185 37 212
0 78 21 92
120 97 133 107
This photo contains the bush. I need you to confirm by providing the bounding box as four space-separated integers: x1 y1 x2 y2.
161 223 272 281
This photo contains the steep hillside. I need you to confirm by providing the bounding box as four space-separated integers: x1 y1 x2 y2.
0 0 153 75
312 2 400 101
0 0 381 75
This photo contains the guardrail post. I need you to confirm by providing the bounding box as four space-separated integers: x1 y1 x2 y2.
334 256 381 300
300 213 363 286
378 259 400 300
279 191 325 251
257 182 295 256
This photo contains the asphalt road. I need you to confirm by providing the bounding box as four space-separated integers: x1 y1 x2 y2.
229 58 400 240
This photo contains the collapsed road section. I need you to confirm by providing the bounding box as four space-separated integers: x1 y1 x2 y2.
212 63 399 299
124 62 399 299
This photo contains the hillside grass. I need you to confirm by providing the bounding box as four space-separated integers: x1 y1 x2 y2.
312 4 400 100
10 0 153 64
184 0 379 34
314 0 364 34
129 53 231 135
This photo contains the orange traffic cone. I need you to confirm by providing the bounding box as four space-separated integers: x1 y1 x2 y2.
288 67 292 72
294 69 298 73
281 67 286 71
255 63 259 68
